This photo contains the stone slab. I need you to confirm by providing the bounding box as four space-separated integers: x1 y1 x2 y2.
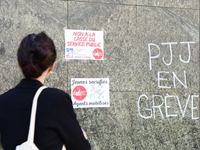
138 0 199 9
75 91 199 149
135 6 199 93
67 2 137 91
0 0 68 93
62 0 137 5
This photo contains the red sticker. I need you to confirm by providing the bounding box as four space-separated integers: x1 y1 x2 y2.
72 86 87 101
93 48 103 59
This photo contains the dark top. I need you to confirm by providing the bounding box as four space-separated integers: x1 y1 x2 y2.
0 79 91 150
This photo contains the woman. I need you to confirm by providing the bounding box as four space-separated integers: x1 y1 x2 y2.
0 32 91 150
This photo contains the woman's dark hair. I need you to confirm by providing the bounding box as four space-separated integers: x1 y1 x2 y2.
17 32 56 79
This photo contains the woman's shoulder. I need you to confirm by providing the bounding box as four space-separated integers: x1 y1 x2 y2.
42 88 73 109
43 87 71 100
45 87 66 94
0 88 17 100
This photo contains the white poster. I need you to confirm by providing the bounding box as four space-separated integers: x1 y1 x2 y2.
65 29 104 60
71 78 110 108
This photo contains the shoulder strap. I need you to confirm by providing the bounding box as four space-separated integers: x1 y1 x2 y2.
27 86 47 142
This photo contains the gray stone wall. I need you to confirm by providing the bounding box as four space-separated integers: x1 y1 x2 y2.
0 0 199 149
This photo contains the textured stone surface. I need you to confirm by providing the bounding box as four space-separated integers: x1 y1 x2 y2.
0 0 199 150
138 0 199 9
67 2 137 92
64 0 137 5
0 0 68 93
135 7 199 93
88 0 136 5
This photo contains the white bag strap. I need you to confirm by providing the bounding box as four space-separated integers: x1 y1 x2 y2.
27 86 47 142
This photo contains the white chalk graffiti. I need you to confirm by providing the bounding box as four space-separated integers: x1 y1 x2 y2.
148 42 195 70
157 70 187 89
137 41 199 120
138 94 199 120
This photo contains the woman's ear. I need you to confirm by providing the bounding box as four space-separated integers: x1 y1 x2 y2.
49 62 56 73
17 62 22 69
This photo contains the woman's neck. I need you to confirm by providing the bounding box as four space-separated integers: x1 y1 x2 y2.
34 69 50 84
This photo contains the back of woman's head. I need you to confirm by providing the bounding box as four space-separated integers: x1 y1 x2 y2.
17 32 56 79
